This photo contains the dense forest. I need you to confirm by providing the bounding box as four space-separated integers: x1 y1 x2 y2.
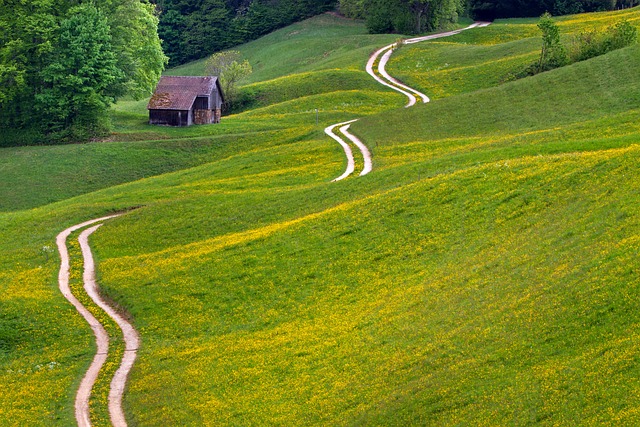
339 0 466 33
466 0 640 20
0 0 166 144
338 0 640 32
158 0 337 66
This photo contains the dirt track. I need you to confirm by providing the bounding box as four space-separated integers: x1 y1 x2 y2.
328 22 490 181
57 215 138 427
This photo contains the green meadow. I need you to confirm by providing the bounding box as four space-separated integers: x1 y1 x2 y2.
1 8 640 426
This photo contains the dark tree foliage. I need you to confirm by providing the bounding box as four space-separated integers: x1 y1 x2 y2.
159 0 337 66
0 0 166 145
468 0 639 20
36 4 122 140
347 0 465 35
343 0 639 31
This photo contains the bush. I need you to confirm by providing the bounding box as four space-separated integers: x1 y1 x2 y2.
536 13 569 73
515 16 637 81
569 20 638 62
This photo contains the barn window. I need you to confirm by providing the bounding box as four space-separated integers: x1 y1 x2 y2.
194 96 209 110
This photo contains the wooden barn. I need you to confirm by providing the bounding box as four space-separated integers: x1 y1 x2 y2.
147 76 224 126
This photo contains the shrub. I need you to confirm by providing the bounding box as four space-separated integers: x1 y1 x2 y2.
537 13 569 72
569 20 637 62
515 15 637 80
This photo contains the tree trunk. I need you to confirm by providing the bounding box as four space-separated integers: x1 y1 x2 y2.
412 2 430 34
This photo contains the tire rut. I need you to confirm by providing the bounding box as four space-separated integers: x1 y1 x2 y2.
57 215 138 427
327 22 490 181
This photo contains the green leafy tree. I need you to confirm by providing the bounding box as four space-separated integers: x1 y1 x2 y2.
365 0 398 33
0 0 60 130
339 0 365 18
553 0 584 15
205 50 252 110
158 0 336 66
184 0 231 62
408 0 433 33
0 0 166 144
157 9 188 65
105 0 168 99
36 4 122 140
364 0 464 34
537 12 568 72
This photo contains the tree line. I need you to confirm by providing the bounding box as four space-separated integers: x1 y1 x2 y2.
157 0 337 66
338 0 466 34
462 0 639 21
0 0 166 145
338 0 640 32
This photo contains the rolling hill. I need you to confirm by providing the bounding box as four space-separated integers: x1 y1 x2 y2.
1 7 640 426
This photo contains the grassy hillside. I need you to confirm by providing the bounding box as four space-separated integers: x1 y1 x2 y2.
2 7 640 426
387 6 640 100
0 15 398 212
166 14 397 82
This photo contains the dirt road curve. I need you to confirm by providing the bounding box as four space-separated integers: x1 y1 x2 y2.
328 22 490 181
339 123 372 177
325 120 357 182
57 214 138 427
369 22 491 108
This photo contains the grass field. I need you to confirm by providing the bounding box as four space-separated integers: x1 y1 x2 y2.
1 7 640 426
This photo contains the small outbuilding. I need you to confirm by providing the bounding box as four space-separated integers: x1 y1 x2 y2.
147 76 224 126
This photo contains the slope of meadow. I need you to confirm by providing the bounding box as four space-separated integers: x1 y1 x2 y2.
0 14 398 212
388 7 640 99
1 7 640 426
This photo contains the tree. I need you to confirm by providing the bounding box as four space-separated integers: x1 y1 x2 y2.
158 0 337 66
339 0 365 18
157 9 188 66
104 0 168 99
365 0 398 33
467 0 637 19
36 4 122 140
408 0 432 34
0 0 166 144
183 0 231 62
205 50 252 110
537 12 568 72
0 0 60 131
364 0 464 34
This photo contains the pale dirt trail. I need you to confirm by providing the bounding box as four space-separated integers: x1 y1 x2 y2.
325 120 357 182
329 22 489 181
370 22 491 108
366 43 420 108
57 214 138 427
339 124 372 177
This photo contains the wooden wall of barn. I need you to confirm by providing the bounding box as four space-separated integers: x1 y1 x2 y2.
149 109 192 126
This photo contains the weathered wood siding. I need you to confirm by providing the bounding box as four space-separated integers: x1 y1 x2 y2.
213 90 223 109
194 96 209 110
148 76 224 126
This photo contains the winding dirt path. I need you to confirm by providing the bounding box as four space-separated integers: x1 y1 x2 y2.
339 123 372 177
325 120 357 182
377 47 430 106
366 43 420 108
328 22 490 181
57 215 138 427
368 22 491 108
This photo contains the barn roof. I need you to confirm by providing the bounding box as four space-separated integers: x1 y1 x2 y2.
147 76 222 111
